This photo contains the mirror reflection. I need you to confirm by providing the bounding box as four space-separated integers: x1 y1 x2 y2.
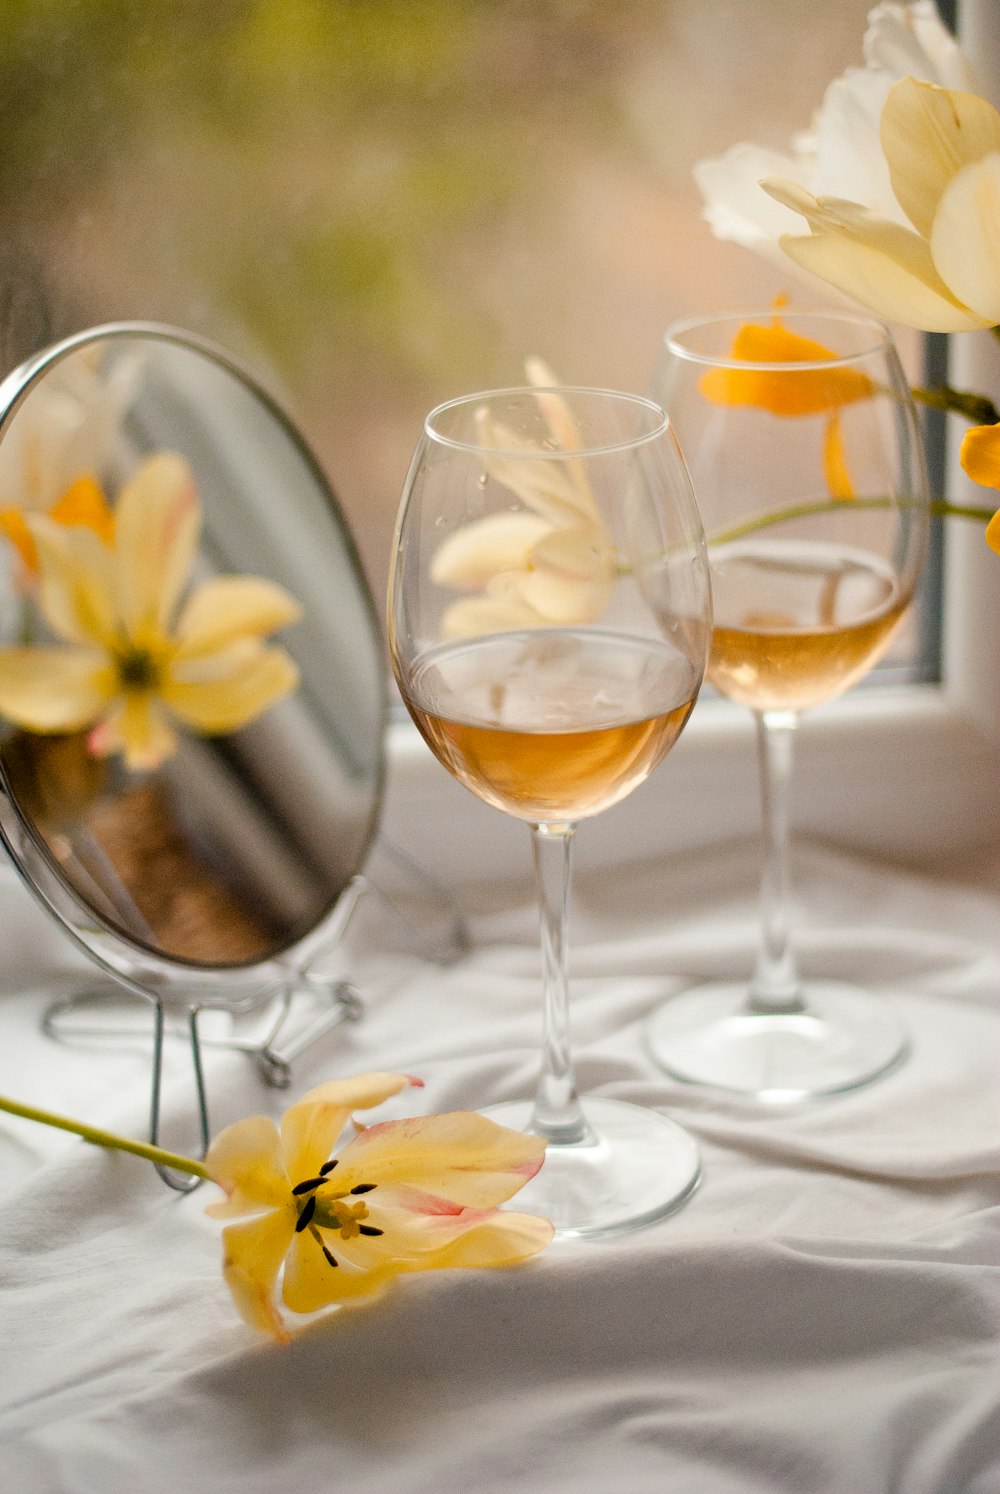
0 327 385 969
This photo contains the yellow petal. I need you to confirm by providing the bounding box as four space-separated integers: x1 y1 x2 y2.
985 510 1000 555
204 1113 292 1218
331 1202 554 1273
822 414 856 499
113 453 200 635
220 1209 295 1342
26 516 118 646
778 229 989 332
930 155 1000 324
0 508 39 571
430 513 554 590
882 79 1000 239
960 421 1000 492
698 318 875 415
48 474 116 546
333 1111 547 1210
280 1073 420 1182
89 692 179 771
173 577 301 659
281 1226 397 1314
396 1209 553 1270
162 644 299 734
0 646 110 732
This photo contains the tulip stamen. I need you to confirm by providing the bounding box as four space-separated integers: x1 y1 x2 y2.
294 1194 317 1232
292 1175 327 1195
350 1183 376 1195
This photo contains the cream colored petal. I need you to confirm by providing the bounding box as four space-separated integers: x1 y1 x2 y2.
881 78 1000 238
281 1226 397 1314
204 1114 292 1218
476 410 597 525
280 1073 419 1182
334 1111 547 1209
778 229 990 331
930 154 1000 324
430 513 553 589
113 452 200 635
89 692 179 771
440 593 546 640
219 1210 295 1342
26 516 117 646
173 577 301 659
162 646 299 734
0 647 110 732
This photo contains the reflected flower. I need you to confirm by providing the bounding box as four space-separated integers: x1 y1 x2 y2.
204 1071 552 1342
699 310 874 498
0 346 141 572
0 451 301 770
432 362 614 638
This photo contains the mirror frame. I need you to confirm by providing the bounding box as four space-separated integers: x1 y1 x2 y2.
0 320 387 1010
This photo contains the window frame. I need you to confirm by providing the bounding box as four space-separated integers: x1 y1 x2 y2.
380 0 1000 888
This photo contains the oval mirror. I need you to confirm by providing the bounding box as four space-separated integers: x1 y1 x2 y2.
0 323 385 1003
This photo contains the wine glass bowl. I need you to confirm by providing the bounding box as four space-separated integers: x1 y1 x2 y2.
647 308 930 1100
388 386 712 1234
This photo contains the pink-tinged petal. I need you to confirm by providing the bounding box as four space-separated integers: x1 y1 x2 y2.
281 1073 421 1182
0 647 111 732
219 1209 295 1342
113 452 200 635
930 154 1000 324
89 692 179 771
281 1226 398 1314
881 78 1000 239
430 513 553 590
26 516 118 646
204 1114 293 1217
173 577 302 659
334 1111 547 1209
162 645 299 734
332 1202 553 1272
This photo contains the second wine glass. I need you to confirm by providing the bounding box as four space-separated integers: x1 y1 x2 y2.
388 385 711 1236
648 308 930 1101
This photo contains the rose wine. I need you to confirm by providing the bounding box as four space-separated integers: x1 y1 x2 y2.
399 628 700 823
707 538 908 713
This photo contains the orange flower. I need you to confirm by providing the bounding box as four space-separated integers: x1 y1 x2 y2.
699 312 875 499
959 422 1000 554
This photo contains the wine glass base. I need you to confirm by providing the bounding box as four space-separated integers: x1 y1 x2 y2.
480 1096 700 1239
647 981 908 1102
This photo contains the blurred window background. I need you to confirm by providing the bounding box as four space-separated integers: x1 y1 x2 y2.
1 0 932 640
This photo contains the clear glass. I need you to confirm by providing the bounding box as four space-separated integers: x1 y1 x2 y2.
648 309 930 1100
388 386 712 1235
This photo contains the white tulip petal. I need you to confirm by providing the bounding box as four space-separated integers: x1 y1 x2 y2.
694 144 813 258
930 153 1000 324
864 2 981 95
881 77 1000 238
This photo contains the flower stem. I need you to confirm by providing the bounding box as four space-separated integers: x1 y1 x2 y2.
911 384 1000 426
0 1093 209 1179
708 495 995 548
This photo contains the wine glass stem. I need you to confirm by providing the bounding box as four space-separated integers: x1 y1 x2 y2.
529 821 596 1147
749 709 806 1015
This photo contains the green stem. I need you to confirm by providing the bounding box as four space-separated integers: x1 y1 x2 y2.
0 1093 209 1179
709 494 995 548
911 384 1000 426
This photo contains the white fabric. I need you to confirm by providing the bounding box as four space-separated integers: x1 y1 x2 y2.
1 838 999 1493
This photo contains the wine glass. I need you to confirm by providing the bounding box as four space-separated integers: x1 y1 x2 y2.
647 308 930 1100
388 386 712 1236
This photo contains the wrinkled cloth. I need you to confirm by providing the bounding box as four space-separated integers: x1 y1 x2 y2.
1 837 999 1494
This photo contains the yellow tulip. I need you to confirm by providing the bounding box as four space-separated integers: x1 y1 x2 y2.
762 78 1000 333
0 451 301 771
959 422 1000 552
203 1071 552 1341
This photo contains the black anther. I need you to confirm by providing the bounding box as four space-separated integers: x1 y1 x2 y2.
295 1195 317 1232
